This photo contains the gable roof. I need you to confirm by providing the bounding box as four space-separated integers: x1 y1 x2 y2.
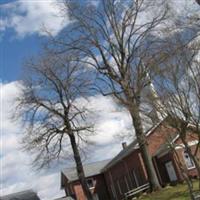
0 190 40 200
61 159 111 184
101 139 139 172
101 120 165 171
153 133 179 157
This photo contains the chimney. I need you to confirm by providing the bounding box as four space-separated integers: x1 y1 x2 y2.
122 142 127 149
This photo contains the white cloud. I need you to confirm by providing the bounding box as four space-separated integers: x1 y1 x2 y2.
0 0 70 37
168 0 199 18
0 82 65 199
1 0 199 39
0 81 134 199
89 98 133 144
0 173 64 200
75 95 134 145
0 19 7 31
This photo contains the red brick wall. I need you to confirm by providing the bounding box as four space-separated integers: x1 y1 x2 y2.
65 174 110 200
73 183 86 200
155 132 200 185
94 174 110 200
104 149 147 200
155 153 172 185
174 144 200 179
155 152 184 185
103 122 200 199
175 130 199 145
146 122 177 155
64 123 200 200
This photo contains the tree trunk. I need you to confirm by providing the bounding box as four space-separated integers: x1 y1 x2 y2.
182 168 195 200
182 139 200 191
192 156 200 191
69 133 94 200
130 106 161 191
173 147 195 200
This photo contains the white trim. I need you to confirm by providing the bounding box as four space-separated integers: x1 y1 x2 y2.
86 178 95 189
125 183 150 198
172 134 180 143
128 120 166 150
187 166 196 170
174 145 183 150
146 120 165 137
175 140 198 150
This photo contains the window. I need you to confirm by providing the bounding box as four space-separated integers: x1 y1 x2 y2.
87 178 95 189
183 151 195 169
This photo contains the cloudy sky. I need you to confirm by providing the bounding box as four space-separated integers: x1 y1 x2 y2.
0 0 199 199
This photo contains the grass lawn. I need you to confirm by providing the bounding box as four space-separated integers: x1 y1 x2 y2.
139 181 199 200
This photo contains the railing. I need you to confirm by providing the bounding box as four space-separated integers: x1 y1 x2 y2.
124 183 150 200
194 192 200 200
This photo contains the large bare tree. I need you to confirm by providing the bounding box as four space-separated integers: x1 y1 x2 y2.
50 0 172 190
150 32 200 189
15 52 95 200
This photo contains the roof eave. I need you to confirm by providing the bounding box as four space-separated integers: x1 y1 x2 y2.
101 146 140 172
68 172 102 183
101 118 166 172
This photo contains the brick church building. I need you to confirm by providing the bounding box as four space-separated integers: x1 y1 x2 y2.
60 119 200 200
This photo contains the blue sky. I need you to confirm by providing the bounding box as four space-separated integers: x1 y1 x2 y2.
1 33 41 81
0 0 62 82
0 2 126 199
0 0 200 200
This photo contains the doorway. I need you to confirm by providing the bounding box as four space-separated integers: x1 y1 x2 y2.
165 161 178 182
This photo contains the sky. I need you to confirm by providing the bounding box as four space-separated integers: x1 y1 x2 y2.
0 0 199 200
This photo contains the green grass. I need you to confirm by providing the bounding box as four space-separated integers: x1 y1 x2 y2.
139 181 199 200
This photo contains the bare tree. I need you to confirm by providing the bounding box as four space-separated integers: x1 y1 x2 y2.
49 0 173 190
14 52 95 200
168 140 196 200
150 33 200 189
